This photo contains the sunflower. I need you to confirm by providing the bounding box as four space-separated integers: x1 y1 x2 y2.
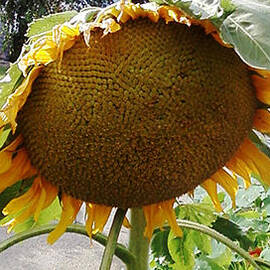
0 0 270 245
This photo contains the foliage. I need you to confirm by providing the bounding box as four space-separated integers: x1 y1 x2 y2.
150 181 270 270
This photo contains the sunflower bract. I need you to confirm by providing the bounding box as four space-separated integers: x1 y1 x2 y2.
18 18 256 208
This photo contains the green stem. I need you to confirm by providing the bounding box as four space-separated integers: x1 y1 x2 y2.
0 223 135 267
128 208 149 270
99 208 127 270
175 220 264 270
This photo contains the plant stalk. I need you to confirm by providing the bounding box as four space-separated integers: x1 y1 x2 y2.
0 223 135 267
99 208 127 270
128 208 149 270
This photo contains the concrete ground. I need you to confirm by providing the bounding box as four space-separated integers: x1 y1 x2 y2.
0 210 128 270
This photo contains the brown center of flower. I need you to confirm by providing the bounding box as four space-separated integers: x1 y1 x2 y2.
18 18 256 208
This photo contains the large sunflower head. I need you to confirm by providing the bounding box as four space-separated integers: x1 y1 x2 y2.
1 0 270 243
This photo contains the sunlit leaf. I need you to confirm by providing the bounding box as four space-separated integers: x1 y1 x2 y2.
26 11 78 38
209 240 232 267
220 0 270 69
175 203 217 226
167 229 195 270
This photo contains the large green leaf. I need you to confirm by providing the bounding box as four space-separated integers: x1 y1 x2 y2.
212 217 253 250
26 11 78 38
220 0 270 69
167 229 195 270
175 203 217 226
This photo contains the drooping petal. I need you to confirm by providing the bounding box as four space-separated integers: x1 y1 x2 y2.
47 194 82 244
201 179 223 212
226 156 252 189
210 169 238 208
0 151 12 174
252 71 270 105
0 149 36 193
85 203 112 238
236 138 270 186
33 177 58 221
253 109 270 133
143 199 182 240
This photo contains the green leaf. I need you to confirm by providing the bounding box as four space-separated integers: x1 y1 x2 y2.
220 0 270 69
175 203 217 226
167 229 195 270
195 256 226 270
69 7 101 24
212 217 253 250
209 240 232 267
236 185 264 208
0 128 11 149
12 197 61 233
190 230 212 254
0 64 23 109
0 182 22 220
36 197 61 226
26 10 78 38
151 229 173 263
236 210 261 219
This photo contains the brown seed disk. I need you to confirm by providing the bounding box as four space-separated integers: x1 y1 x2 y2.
18 18 256 208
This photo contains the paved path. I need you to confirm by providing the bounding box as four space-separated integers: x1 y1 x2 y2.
0 210 128 270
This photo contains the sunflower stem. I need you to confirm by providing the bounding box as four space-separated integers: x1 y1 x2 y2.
174 220 264 270
99 208 128 270
128 208 149 270
0 223 135 266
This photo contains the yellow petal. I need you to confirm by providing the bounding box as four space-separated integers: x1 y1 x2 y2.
0 68 41 133
252 71 270 105
201 179 223 212
85 203 112 237
226 156 251 189
211 169 238 208
159 200 183 238
253 109 270 133
0 149 35 193
0 151 12 174
47 194 82 244
143 199 182 240
238 138 270 186
123 217 131 229
3 177 41 215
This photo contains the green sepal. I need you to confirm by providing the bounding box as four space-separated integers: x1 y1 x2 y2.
26 10 78 38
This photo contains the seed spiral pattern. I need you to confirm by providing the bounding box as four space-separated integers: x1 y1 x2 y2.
18 18 256 207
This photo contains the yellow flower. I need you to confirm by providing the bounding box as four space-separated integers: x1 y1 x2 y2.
1 1 270 244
